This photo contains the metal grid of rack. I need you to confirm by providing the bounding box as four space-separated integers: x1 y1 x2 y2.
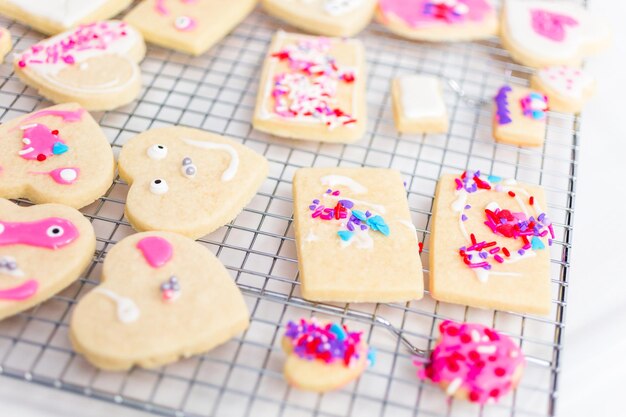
0 1 582 416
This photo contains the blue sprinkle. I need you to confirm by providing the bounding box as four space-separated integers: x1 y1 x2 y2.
337 231 353 242
367 348 377 367
367 215 390 236
52 142 69 155
487 175 502 183
531 236 545 250
351 210 367 221
329 323 347 341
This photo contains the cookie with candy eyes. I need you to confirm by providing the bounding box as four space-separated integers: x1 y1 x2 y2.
124 0 257 56
0 28 12 62
0 103 115 209
282 318 375 392
13 21 146 111
118 126 269 239
501 0 610 68
530 66 595 114
0 198 96 321
70 231 250 370
262 0 377 37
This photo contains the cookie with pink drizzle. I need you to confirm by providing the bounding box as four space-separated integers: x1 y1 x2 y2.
415 320 525 404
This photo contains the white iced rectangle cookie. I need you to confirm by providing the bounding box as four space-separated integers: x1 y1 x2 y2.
262 0 377 37
531 66 595 114
293 167 423 303
253 31 367 143
430 171 552 315
493 85 547 147
392 74 448 134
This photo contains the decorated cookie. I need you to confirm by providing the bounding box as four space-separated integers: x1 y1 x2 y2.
501 0 610 68
14 21 146 111
282 318 375 392
118 127 268 239
0 198 95 320
0 27 11 62
415 320 525 404
392 74 448 134
124 0 257 56
262 0 377 37
293 167 423 302
492 85 547 147
430 171 551 314
253 31 367 143
0 0 132 35
70 231 250 370
0 103 115 209
531 65 595 114
376 0 498 42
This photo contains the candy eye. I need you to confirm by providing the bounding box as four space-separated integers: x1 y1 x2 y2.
174 16 196 31
181 157 197 179
147 144 168 160
150 178 169 195
46 225 65 238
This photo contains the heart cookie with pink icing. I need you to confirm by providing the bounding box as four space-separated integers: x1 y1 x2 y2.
0 198 95 321
70 231 250 370
0 103 115 209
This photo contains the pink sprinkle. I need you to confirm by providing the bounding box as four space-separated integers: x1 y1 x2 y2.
489 247 500 254
494 255 504 263
455 178 463 190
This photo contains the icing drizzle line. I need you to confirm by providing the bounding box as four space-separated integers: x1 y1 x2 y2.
182 138 239 181
94 288 140 323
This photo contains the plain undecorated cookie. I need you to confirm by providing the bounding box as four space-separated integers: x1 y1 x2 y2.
70 231 250 370
0 198 95 320
531 66 595 114
391 74 448 134
0 27 11 61
493 85 547 147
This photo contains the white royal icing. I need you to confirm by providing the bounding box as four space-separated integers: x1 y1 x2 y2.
95 288 140 324
5 0 108 28
537 66 594 100
182 138 239 182
398 75 447 120
323 0 363 16
320 175 368 194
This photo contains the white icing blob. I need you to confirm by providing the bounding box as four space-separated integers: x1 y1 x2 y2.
398 75 446 120
320 175 368 194
4 0 108 28
95 288 140 323
59 168 78 182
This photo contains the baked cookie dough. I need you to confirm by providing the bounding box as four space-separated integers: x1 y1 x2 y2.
500 0 610 68
531 66 595 114
293 167 423 303
430 171 552 315
0 0 132 35
70 231 250 370
391 74 448 134
262 0 377 37
376 0 498 42
253 30 367 143
118 126 269 239
493 85 547 147
0 103 115 209
14 21 146 111
0 198 95 320
0 27 11 62
282 318 375 392
124 0 257 55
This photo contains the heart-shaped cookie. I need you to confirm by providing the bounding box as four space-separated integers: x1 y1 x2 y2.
118 126 269 239
13 21 145 111
0 103 115 209
0 27 11 61
70 231 250 370
0 198 95 320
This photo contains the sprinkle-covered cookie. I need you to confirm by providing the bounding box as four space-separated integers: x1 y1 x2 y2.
493 85 548 147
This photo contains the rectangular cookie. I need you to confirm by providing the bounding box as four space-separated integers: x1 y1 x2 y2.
293 167 423 302
253 31 367 143
430 171 552 315
391 74 449 134
493 85 548 147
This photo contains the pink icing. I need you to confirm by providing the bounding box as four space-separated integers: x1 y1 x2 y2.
0 218 80 249
155 0 169 15
21 108 85 124
30 167 80 185
136 236 173 268
378 0 493 28
0 280 39 301
18 124 66 161
416 320 525 404
530 9 578 42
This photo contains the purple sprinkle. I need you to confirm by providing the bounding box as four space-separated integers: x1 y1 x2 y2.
326 189 332 194
461 214 468 222
464 204 471 210
548 239 553 246
360 224 368 231
313 199 319 204
468 254 473 260
309 205 316 210
347 222 355 231
460 246 466 251
538 213 546 222
484 264 492 270
518 249 525 256
339 199 354 209
365 211 371 217
479 252 488 259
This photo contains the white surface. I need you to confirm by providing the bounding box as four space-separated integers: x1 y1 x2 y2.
1 2 623 417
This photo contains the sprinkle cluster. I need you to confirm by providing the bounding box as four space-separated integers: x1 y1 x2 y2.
424 0 470 21
19 124 68 161
494 85 513 125
160 276 181 302
520 92 549 120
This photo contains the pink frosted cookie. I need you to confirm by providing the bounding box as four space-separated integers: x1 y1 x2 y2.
376 0 498 42
416 320 525 404
531 65 595 114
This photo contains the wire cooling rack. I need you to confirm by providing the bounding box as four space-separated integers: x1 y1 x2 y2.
0 1 583 416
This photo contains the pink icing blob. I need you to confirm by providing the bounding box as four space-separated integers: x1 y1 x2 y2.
0 279 39 301
0 218 80 249
378 0 493 28
530 9 578 42
416 320 525 404
136 236 173 268
21 108 85 124
18 124 66 161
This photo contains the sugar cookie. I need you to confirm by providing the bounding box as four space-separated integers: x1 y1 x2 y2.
262 0 377 37
0 103 115 209
0 27 11 61
0 198 95 320
391 74 449 134
500 0 610 68
531 65 595 114
493 85 547 147
0 0 132 35
430 171 551 315
14 21 145 111
253 30 367 143
118 127 269 239
376 0 498 42
415 320 525 404
282 318 375 392
70 231 250 370
124 0 257 56
293 167 423 303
